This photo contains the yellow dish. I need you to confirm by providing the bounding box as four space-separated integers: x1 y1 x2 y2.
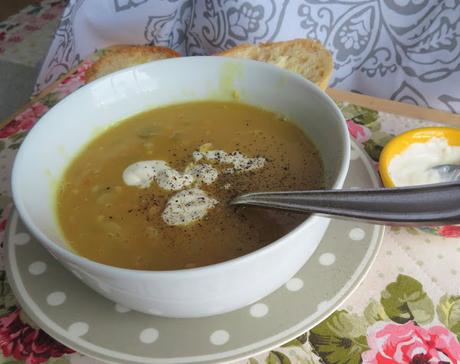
379 127 460 188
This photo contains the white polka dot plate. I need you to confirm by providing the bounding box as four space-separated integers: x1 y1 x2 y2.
5 142 383 364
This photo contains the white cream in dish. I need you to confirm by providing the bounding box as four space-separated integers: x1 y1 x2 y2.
388 137 460 186
123 148 267 226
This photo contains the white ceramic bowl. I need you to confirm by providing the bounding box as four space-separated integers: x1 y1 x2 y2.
12 57 350 318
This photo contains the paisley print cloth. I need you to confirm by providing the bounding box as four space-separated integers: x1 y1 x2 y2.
36 0 460 113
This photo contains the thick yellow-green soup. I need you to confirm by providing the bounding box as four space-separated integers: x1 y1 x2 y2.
56 101 324 270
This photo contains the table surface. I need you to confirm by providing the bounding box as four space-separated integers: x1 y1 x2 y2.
0 49 460 364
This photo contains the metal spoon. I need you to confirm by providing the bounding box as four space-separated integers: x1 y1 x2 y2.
230 181 460 226
431 164 460 181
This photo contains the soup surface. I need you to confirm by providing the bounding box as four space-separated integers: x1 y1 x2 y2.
56 101 324 270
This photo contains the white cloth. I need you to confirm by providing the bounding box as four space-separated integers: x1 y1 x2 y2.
37 0 460 114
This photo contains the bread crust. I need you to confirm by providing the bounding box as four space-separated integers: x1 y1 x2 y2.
217 39 333 90
85 45 180 82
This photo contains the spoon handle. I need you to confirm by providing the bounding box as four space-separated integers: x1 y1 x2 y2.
230 181 460 226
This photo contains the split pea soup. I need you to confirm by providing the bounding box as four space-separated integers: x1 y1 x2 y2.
56 101 325 270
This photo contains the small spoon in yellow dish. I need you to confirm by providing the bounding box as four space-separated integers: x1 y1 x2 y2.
431 164 460 181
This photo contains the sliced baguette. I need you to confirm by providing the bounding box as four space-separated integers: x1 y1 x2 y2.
217 39 333 90
85 45 180 82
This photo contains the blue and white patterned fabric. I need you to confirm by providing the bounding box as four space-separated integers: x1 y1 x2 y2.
37 0 460 113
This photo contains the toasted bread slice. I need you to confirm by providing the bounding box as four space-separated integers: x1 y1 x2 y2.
218 39 333 90
85 45 180 82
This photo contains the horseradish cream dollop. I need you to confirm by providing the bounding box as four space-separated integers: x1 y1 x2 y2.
123 148 267 226
162 189 218 226
388 137 460 186
122 160 194 190
192 150 266 173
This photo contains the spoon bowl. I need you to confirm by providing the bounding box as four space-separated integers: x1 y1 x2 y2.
431 164 460 181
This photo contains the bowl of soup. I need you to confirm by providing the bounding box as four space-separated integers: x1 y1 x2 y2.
12 56 349 317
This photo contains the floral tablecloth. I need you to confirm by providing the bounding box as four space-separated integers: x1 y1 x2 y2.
0 0 65 68
0 48 460 364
